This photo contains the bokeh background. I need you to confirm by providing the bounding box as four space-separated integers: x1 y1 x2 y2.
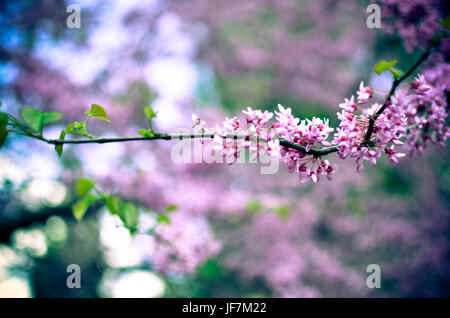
0 0 449 297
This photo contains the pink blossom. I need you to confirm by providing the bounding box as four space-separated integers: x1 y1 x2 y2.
356 81 372 104
333 86 407 171
339 96 357 112
410 74 432 95
192 114 205 130
152 212 221 275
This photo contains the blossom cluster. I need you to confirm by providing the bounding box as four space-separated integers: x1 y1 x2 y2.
193 109 280 163
193 105 337 184
333 75 449 171
402 74 450 155
378 0 445 52
332 82 407 172
192 74 448 183
152 212 221 274
273 105 337 183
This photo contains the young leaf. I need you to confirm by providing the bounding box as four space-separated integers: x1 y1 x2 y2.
156 214 171 224
0 113 7 125
20 107 42 132
72 194 97 221
55 130 66 158
437 15 450 30
85 104 111 122
106 196 122 215
76 178 95 197
120 203 139 231
55 124 75 158
42 112 63 125
66 123 74 133
390 67 403 79
374 60 397 75
166 204 178 213
145 106 157 120
72 199 89 221
276 205 290 220
138 129 155 138
245 199 262 214
20 107 62 133
0 113 8 149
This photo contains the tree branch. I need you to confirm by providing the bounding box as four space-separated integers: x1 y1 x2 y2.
13 42 436 158
37 133 339 157
362 44 434 144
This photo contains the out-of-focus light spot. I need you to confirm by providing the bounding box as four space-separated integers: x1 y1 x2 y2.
80 142 125 176
45 216 69 244
369 72 393 91
24 178 67 207
155 13 196 57
146 58 198 99
99 269 165 298
0 245 31 297
0 277 32 298
99 211 153 268
0 156 27 184
12 228 48 258
0 245 27 268
25 152 62 179
36 0 159 86
151 98 185 130
0 64 18 85
134 149 157 172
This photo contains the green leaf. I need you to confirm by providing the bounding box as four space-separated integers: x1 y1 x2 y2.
66 123 74 133
20 107 62 133
55 130 66 158
0 129 8 149
42 112 63 124
390 67 403 79
437 15 450 30
200 260 222 280
156 214 171 224
85 104 110 122
138 129 155 138
120 203 139 231
76 178 95 197
20 107 42 132
106 196 122 215
245 199 262 214
166 204 178 213
72 194 97 221
374 60 397 75
276 205 290 220
0 113 8 149
145 106 157 120
55 124 75 158
0 113 7 125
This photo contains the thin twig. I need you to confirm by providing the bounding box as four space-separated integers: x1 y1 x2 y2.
40 133 339 156
362 44 434 144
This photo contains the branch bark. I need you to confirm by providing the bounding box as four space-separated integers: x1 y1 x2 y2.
38 133 339 157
